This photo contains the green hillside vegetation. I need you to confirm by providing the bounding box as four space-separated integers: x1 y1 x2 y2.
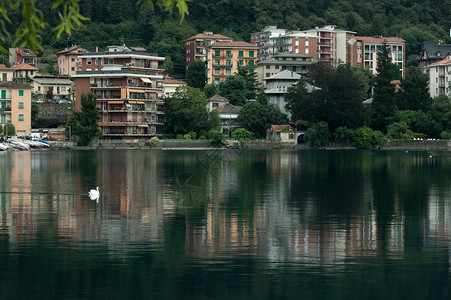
2 0 451 78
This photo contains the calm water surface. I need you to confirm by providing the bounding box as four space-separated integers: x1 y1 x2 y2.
0 149 450 299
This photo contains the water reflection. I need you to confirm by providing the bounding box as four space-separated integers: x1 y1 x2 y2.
0 150 450 298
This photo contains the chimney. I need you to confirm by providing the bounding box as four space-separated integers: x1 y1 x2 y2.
96 46 98 52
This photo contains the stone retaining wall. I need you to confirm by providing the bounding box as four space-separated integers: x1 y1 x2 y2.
36 103 72 123
382 139 451 150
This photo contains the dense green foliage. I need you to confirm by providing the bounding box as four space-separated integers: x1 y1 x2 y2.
65 93 101 145
186 60 207 89
2 122 15 136
7 0 449 79
285 62 366 131
164 86 219 135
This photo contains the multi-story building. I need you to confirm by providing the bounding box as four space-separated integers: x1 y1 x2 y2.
426 55 451 98
264 70 300 116
162 76 185 98
57 45 92 76
31 76 74 101
185 32 233 73
302 25 356 66
72 45 165 140
0 82 32 136
250 26 287 61
347 36 406 77
10 63 39 83
9 47 37 66
252 25 353 66
418 41 451 71
256 53 315 86
206 41 258 85
0 64 13 82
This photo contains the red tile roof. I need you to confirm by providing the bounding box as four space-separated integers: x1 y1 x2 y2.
354 36 405 43
186 33 232 41
429 58 451 66
57 45 92 55
212 41 257 48
10 63 39 70
267 125 294 132
0 64 11 70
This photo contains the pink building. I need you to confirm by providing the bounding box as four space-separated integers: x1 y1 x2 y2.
57 45 92 76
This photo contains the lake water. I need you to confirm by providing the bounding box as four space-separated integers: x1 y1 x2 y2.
0 149 450 299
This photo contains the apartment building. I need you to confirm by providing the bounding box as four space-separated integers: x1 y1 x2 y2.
72 45 165 140
250 26 287 61
426 55 451 98
31 76 73 101
10 63 39 84
9 47 37 66
185 32 233 73
264 70 301 116
0 82 32 136
206 41 258 85
256 53 315 86
347 36 406 77
57 45 92 76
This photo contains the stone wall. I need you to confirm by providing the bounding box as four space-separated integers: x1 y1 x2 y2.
382 139 451 150
36 103 72 123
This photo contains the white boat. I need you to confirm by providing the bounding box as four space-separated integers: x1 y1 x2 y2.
0 143 8 151
9 140 30 150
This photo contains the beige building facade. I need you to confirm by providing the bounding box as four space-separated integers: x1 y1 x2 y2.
0 82 32 136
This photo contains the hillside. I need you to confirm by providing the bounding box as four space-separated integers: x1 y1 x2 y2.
5 0 451 78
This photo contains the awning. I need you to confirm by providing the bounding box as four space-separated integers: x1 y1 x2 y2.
99 123 125 127
128 100 137 104
130 89 146 93
141 77 152 83
107 100 124 104
138 124 148 128
135 101 145 104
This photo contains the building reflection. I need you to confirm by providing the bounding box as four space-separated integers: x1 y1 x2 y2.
0 151 450 268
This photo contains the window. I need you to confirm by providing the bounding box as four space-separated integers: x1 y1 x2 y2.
62 87 66 92
215 69 220 75
214 60 220 66
71 58 75 62
2 73 6 81
1 90 6 99
215 50 220 57
108 59 114 64
266 73 270 77
249 60 254 67
213 103 219 108
238 51 243 57
87 59 92 65
226 50 231 57
275 65 280 69
249 51 254 58
226 60 231 66
226 69 231 75
266 65 270 69
19 114 24 121
239 60 244 66
19 102 24 109
71 67 75 71
19 90 24 96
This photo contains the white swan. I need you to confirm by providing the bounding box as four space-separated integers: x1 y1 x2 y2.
89 187 100 201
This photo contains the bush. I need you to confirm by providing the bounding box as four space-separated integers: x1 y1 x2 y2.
387 121 414 139
352 126 384 149
208 129 224 145
231 128 251 140
3 122 15 136
441 131 451 139
176 134 184 139
304 121 330 147
150 136 160 146
184 133 192 140
333 126 354 142
188 131 197 139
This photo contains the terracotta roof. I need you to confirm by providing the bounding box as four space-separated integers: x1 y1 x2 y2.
163 76 186 85
208 94 230 102
186 33 232 41
354 36 405 43
267 124 294 133
57 45 92 55
0 64 11 70
10 63 39 71
0 82 32 89
211 41 257 48
428 57 451 67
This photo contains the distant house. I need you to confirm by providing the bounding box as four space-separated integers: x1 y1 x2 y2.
267 124 297 143
31 75 73 101
418 41 451 71
0 64 13 82
10 63 39 83
207 94 242 136
264 70 301 116
56 45 92 76
162 76 186 98
9 47 37 66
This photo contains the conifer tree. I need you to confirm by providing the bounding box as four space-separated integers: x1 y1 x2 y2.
370 42 396 133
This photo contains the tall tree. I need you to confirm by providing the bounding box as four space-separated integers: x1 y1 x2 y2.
218 65 258 106
186 60 207 90
164 85 211 134
397 67 431 112
370 42 396 132
65 93 100 145
285 62 366 131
